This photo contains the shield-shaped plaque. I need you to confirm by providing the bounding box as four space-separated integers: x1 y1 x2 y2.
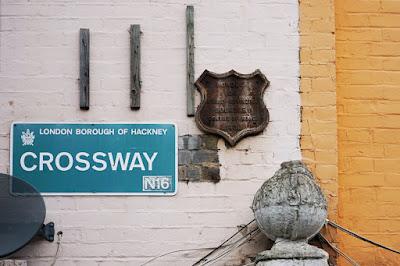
195 69 270 146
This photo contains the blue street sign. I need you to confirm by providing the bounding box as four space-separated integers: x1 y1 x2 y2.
10 123 177 195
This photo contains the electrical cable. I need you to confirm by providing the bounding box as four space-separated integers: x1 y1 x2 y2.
200 228 259 266
208 228 260 266
203 237 252 266
50 231 63 266
200 228 260 266
192 219 256 266
140 247 220 266
141 224 258 266
327 219 400 255
324 222 335 243
318 233 359 266
141 227 259 266
142 218 399 266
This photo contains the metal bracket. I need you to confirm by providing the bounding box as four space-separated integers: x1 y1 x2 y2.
37 222 55 242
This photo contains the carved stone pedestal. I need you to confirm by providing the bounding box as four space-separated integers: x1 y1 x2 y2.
0 260 27 266
255 240 328 266
252 161 329 266
257 259 328 266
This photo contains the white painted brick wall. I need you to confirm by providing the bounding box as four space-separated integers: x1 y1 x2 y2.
0 0 300 265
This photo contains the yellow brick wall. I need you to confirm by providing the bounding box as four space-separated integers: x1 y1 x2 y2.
299 0 338 221
336 0 400 265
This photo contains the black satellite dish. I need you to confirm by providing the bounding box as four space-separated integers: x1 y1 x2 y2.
0 173 55 258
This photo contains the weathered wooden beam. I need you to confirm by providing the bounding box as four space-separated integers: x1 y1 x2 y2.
186 5 195 117
130 24 141 109
79 28 90 110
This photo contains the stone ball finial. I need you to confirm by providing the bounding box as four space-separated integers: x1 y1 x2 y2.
252 160 327 241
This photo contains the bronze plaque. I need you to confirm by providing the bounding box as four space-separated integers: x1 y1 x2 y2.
195 69 270 146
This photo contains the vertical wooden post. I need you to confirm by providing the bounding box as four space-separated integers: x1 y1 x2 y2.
79 28 90 110
130 25 141 109
186 6 195 116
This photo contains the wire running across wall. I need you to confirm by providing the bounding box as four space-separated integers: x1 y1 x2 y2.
318 233 359 266
192 219 257 266
199 228 261 266
140 219 259 266
140 218 400 265
327 219 400 255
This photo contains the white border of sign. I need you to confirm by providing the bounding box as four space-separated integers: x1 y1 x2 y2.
10 122 178 196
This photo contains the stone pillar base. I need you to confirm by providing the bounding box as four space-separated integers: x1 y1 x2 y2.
0 260 27 266
255 240 328 266
256 258 328 266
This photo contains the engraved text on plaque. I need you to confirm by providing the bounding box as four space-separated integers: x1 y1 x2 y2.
195 69 270 146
